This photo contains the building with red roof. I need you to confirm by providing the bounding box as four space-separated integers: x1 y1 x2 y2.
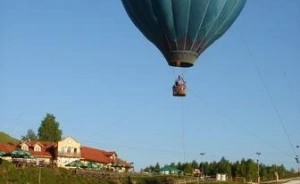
0 136 133 172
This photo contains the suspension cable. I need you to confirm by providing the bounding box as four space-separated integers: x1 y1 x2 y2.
187 88 294 159
180 97 186 162
239 30 298 156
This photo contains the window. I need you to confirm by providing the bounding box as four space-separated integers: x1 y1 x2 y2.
21 144 28 151
67 147 71 154
74 148 77 153
34 145 41 152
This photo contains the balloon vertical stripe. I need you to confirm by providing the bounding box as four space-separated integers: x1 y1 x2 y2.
121 0 247 67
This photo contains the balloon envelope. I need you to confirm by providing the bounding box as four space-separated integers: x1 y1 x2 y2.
121 0 247 67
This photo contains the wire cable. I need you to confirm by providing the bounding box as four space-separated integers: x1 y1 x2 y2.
239 30 298 156
180 97 186 162
187 88 294 159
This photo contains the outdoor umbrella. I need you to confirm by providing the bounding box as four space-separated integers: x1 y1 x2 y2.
0 151 6 156
85 161 103 169
65 160 85 168
112 163 124 168
3 149 34 158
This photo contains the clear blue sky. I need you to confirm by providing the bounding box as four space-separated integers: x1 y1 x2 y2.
1 0 300 171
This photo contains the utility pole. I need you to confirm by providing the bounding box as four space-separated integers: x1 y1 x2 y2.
274 165 278 183
296 145 299 175
200 152 205 182
256 152 261 184
38 166 41 184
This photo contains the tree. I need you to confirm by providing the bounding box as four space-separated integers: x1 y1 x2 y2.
21 129 38 141
203 162 210 176
143 157 298 181
217 157 232 176
154 162 160 173
38 113 62 141
232 161 241 178
177 162 183 171
182 162 193 174
245 159 257 181
191 160 199 169
170 162 176 168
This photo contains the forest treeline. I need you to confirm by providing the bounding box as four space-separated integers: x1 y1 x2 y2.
143 157 298 181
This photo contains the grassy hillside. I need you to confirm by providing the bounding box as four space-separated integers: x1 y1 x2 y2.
0 160 126 184
0 160 178 184
0 131 19 144
0 160 269 184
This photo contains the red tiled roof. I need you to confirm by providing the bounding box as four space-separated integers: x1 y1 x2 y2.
81 146 111 164
20 141 56 148
113 157 133 168
85 148 117 157
28 150 52 157
0 144 15 152
103 151 117 157
21 141 55 158
0 142 54 158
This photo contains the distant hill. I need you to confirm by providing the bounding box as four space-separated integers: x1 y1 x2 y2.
0 131 19 144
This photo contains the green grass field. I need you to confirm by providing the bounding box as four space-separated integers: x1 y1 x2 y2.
0 131 19 144
0 159 253 184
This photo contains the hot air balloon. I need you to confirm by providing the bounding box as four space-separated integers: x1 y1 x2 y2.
121 0 247 96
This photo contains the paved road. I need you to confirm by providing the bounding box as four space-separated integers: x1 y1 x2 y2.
285 179 300 184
